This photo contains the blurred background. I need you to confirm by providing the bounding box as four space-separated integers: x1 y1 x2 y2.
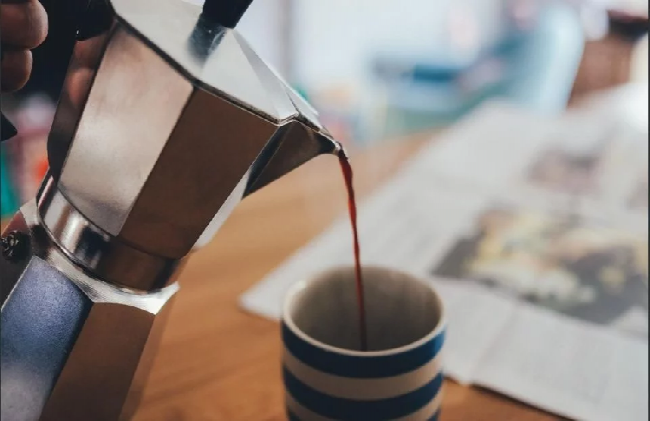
1 0 648 219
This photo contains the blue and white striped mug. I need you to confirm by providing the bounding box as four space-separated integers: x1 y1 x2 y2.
282 266 446 421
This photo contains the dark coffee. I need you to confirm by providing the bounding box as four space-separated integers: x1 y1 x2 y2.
337 150 368 351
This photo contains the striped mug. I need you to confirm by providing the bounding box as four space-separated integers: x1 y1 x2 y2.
282 266 446 421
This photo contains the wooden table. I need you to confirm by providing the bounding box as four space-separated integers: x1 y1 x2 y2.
1 132 560 421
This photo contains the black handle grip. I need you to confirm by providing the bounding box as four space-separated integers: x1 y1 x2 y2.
202 0 254 28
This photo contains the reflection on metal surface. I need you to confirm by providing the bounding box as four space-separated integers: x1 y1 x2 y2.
38 178 182 292
48 18 115 181
245 122 339 195
46 0 340 260
234 31 299 121
194 168 251 249
1 201 178 421
114 87 276 258
58 26 194 238
23 200 179 313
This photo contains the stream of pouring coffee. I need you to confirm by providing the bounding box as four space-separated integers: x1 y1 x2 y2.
337 149 368 351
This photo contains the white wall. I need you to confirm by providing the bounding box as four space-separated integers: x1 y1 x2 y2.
196 0 649 90
291 0 508 91
238 0 285 71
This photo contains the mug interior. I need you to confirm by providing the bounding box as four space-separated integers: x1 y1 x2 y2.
285 266 443 352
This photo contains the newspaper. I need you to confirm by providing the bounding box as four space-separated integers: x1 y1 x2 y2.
241 100 648 420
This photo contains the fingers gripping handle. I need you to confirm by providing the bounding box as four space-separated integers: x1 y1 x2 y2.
1 0 93 142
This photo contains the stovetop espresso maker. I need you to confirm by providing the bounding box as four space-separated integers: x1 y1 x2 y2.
0 0 340 419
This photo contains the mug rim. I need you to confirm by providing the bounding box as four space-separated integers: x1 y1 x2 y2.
282 265 446 357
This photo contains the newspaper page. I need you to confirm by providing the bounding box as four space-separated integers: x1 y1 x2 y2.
240 100 648 420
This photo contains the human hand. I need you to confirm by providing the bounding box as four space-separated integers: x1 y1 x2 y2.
1 0 48 92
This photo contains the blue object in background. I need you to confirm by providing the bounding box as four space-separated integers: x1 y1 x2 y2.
372 0 585 137
501 1 584 113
